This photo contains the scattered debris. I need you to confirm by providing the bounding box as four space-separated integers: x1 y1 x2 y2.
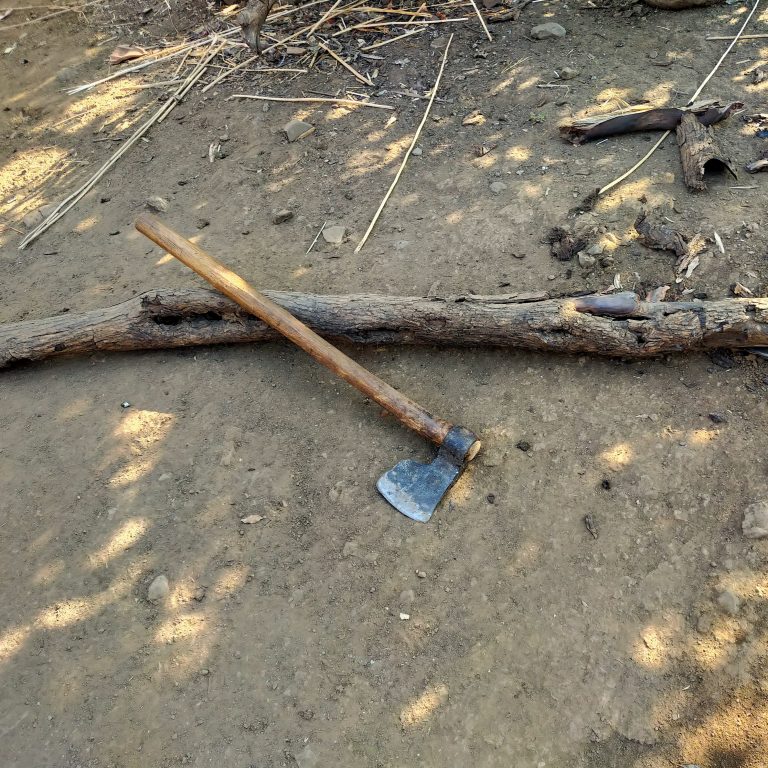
147 574 170 603
743 501 768 539
240 514 265 524
322 224 347 245
558 66 579 80
462 110 486 126
146 195 169 213
713 230 725 253
399 612 410 620
745 148 768 173
578 252 597 268
584 513 599 539
646 285 670 302
228 94 393 111
530 22 566 39
634 213 705 263
749 66 767 84
272 209 294 225
515 439 531 451
545 227 587 262
284 119 315 143
709 412 727 424
732 282 754 297
109 45 147 65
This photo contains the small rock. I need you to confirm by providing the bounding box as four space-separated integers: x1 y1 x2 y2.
489 181 508 194
195 218 210 230
399 612 410 621
399 588 416 605
147 574 169 603
121 401 131 409
322 224 346 245
531 22 567 39
516 440 531 452
586 242 604 256
193 587 206 602
416 570 427 579
578 252 596 268
716 589 741 616
146 195 169 213
709 412 727 424
100 196 111 204
22 208 44 229
558 66 579 80
411 146 423 156
599 255 615 268
743 501 768 539
272 209 294 225
201 668 210 676
284 119 314 142
746 222 759 233
342 540 359 557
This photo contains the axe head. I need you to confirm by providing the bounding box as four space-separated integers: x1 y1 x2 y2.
377 426 481 522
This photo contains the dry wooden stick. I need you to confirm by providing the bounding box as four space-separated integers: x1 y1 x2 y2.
19 42 223 250
361 27 425 50
316 40 373 84
355 34 452 254
227 93 393 109
305 0 341 35
467 0 493 41
706 32 768 41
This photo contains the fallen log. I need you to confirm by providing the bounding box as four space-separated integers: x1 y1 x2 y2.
2 288 768 370
560 100 742 145
676 111 737 190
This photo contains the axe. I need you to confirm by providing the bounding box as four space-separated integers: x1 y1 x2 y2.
135 215 480 522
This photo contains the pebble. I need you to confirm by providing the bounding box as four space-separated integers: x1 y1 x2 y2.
742 501 768 539
195 218 210 230
586 243 604 256
599 255 615 268
530 22 567 39
342 540 359 557
399 612 410 621
284 119 314 142
146 195 169 213
709 412 727 424
147 574 169 603
516 440 531 452
399 588 415 605
558 66 579 80
716 589 741 616
322 224 346 245
416 570 427 579
272 209 294 225
411 146 423 156
489 181 508 194
578 252 596 268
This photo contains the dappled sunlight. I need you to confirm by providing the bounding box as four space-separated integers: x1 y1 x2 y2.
597 178 654 211
73 215 98 234
0 625 31 664
154 610 210 645
106 409 175 487
689 427 720 445
345 134 411 176
87 517 149 569
445 210 464 225
399 683 448 727
599 442 634 470
0 146 72 219
505 145 531 162
632 623 675 670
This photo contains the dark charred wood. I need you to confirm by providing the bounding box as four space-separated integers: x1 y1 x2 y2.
2 287 768 370
560 100 742 145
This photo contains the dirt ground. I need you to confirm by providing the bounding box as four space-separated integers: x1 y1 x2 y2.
2 0 768 765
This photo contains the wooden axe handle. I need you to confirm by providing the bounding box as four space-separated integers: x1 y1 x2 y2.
135 214 452 446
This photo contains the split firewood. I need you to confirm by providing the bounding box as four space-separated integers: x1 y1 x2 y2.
2 287 768 370
560 100 742 145
745 148 768 174
676 111 737 191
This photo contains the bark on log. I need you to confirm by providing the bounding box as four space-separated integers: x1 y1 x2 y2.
676 111 737 190
560 100 741 145
2 288 768 370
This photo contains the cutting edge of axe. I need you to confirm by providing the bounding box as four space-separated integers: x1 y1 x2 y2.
134 214 481 521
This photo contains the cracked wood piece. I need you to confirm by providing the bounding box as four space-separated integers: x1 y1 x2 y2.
2 288 768 370
676 111 737 191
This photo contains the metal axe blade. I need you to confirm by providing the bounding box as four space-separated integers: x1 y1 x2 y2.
377 426 480 522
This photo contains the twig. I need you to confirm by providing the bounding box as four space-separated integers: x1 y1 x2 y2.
304 0 341 35
355 34 452 254
467 0 493 41
19 42 223 249
306 220 327 254
228 93 393 109
316 40 373 85
361 27 424 50
597 0 761 199
706 32 768 41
